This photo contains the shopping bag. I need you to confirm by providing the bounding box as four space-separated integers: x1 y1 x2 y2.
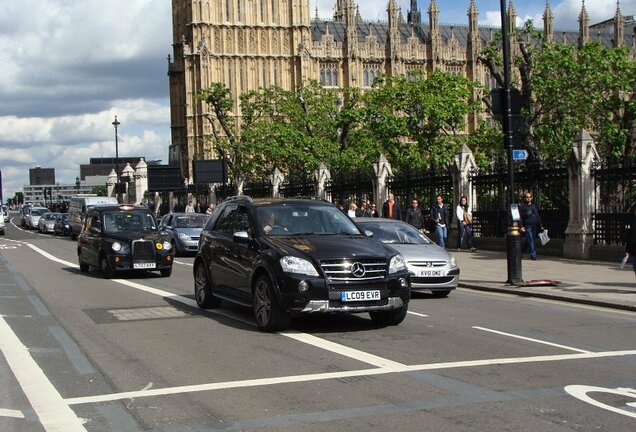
538 229 550 246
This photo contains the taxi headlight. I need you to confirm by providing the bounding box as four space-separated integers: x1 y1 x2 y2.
112 242 122 252
162 241 172 251
280 256 318 276
389 254 407 274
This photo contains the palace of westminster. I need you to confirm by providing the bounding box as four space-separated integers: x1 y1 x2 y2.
167 1 635 179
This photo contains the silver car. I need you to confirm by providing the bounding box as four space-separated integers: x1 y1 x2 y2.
25 207 50 230
38 212 61 233
356 218 459 297
159 213 210 255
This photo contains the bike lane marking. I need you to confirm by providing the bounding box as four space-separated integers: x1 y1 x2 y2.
564 385 636 419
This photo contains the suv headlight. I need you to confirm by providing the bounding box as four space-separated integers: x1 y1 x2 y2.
280 256 318 276
388 254 407 274
178 232 191 240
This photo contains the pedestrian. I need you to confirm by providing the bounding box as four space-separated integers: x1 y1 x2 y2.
206 203 215 215
405 198 425 231
347 202 357 218
382 193 402 220
429 194 450 248
356 201 372 217
185 201 195 213
518 191 543 260
624 205 636 277
369 203 379 218
456 195 476 251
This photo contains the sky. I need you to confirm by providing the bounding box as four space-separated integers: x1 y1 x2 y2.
0 0 632 202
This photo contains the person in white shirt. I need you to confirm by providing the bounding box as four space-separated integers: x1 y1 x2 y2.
185 201 195 213
347 202 357 218
455 195 476 251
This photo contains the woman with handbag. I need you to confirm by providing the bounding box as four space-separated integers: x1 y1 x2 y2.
456 195 476 251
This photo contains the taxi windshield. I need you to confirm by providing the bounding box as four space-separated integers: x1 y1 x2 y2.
103 211 157 233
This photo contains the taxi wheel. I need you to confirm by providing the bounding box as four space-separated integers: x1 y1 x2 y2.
78 253 90 273
160 267 172 277
100 255 114 279
369 304 408 327
194 262 221 309
252 275 290 332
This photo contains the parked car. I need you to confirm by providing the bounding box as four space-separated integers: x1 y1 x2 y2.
77 204 174 278
160 212 210 255
356 218 459 297
0 213 4 235
20 204 33 227
193 196 411 331
24 207 50 230
53 213 71 236
38 212 61 233
2 205 8 223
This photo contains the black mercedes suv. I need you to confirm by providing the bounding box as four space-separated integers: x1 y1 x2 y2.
77 204 174 278
193 196 411 331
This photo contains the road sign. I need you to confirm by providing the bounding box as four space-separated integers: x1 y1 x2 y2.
512 149 528 160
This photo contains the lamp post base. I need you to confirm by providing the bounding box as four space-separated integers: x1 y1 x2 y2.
506 223 524 286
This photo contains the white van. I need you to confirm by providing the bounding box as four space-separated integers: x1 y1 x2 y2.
68 195 118 239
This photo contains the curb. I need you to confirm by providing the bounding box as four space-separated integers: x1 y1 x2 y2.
458 282 636 313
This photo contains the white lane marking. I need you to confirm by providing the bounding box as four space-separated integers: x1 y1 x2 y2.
280 331 406 368
0 408 26 419
65 349 636 406
174 260 193 267
26 243 78 268
0 315 87 431
459 288 636 317
407 311 428 317
473 326 591 353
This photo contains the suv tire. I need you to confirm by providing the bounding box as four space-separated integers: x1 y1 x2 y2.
194 263 221 308
253 275 290 332
369 304 408 326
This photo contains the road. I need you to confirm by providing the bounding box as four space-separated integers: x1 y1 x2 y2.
1 214 635 431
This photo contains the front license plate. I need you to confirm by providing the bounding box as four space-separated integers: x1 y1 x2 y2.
341 290 381 302
133 262 156 269
418 270 443 277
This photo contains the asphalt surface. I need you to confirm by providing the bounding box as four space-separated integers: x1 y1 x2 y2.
453 249 636 312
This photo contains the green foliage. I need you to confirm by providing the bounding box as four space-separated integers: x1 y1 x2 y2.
91 185 107 196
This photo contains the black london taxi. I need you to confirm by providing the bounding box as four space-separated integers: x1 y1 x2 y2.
77 204 174 278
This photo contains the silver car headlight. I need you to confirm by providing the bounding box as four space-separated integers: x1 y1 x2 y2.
450 256 457 268
178 232 191 241
280 256 318 276
389 254 407 274
112 242 122 252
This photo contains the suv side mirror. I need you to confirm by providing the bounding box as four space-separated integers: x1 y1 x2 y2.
233 231 250 243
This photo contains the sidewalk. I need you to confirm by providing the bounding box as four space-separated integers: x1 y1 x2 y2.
453 249 636 312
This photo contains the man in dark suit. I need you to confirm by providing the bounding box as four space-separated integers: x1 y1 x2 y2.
519 191 542 260
382 193 402 220
429 194 450 247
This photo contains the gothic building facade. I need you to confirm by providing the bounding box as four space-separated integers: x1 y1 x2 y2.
168 0 635 179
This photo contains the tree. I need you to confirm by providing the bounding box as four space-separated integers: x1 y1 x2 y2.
365 70 481 170
91 185 107 196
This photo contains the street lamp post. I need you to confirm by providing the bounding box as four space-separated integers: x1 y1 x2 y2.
75 176 80 195
500 0 523 285
112 116 121 202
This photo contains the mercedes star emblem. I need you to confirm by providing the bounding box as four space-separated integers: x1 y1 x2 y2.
351 262 366 278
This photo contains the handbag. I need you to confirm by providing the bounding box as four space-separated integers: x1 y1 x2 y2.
463 212 472 225
538 229 550 246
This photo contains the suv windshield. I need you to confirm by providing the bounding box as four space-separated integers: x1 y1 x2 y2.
256 203 361 236
103 210 157 233
175 214 208 228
